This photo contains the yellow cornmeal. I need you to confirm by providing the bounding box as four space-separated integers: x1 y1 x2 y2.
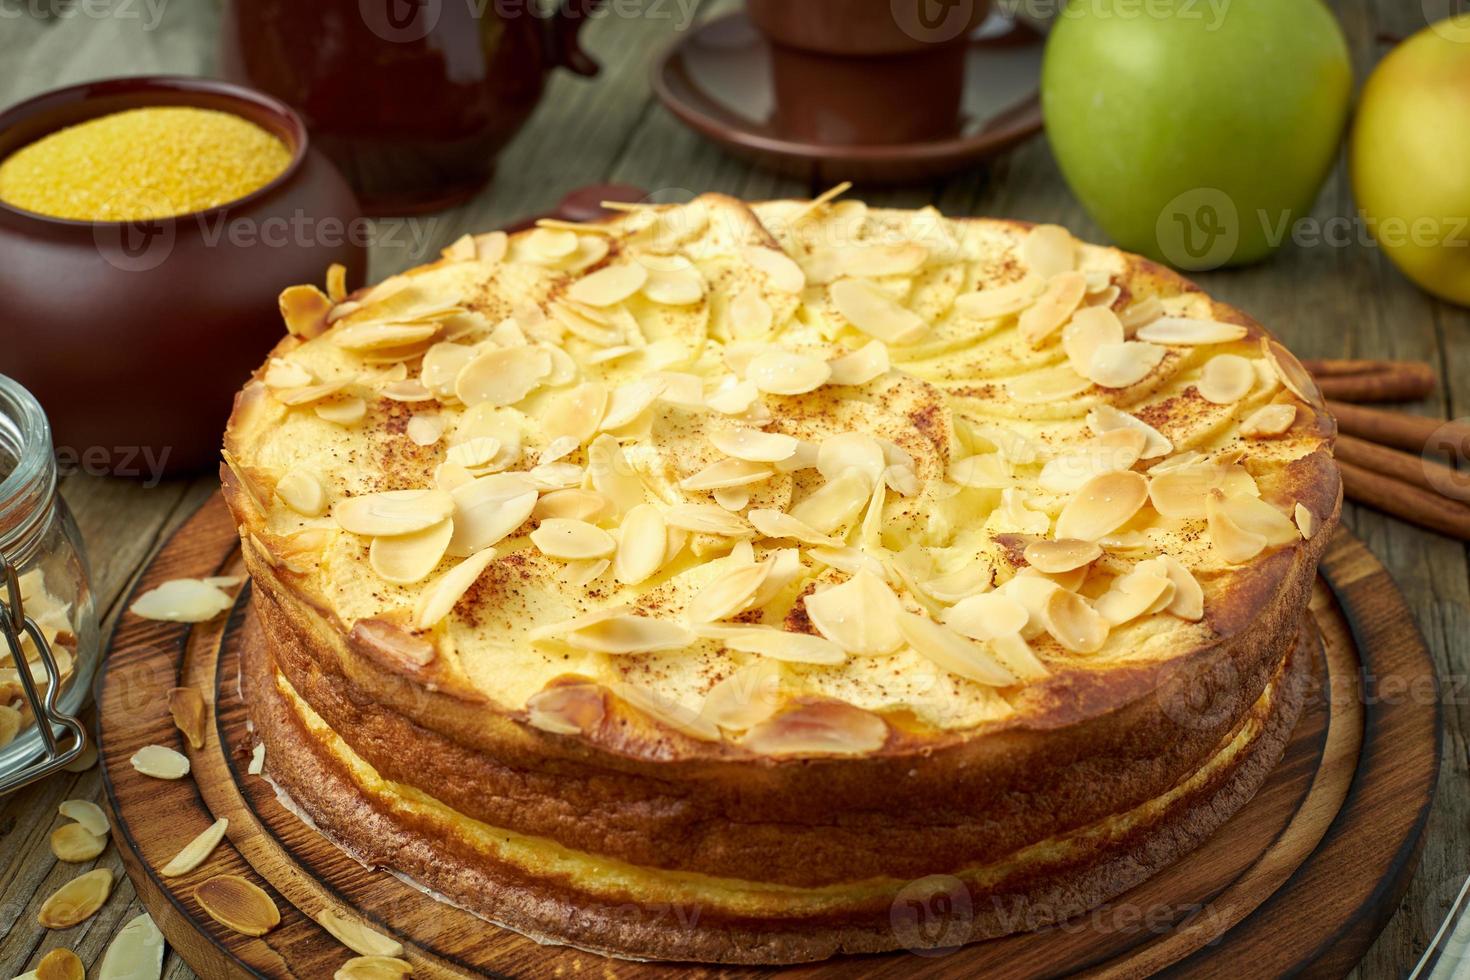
0 107 291 220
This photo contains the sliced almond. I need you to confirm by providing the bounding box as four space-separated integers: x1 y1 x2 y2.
954 275 1043 320
1039 588 1109 653
315 396 367 425
1206 490 1268 563
615 682 720 741
1038 428 1147 494
838 242 928 278
38 868 113 929
58 799 108 838
262 357 314 389
1197 354 1255 404
160 818 229 877
1218 492 1299 545
804 570 904 656
742 245 806 293
130 578 233 623
413 548 496 629
588 435 646 516
709 427 799 463
271 469 327 518
1119 294 1165 332
1135 317 1249 345
370 518 453 584
747 509 842 547
196 874 279 937
531 519 615 560
746 350 831 395
335 956 413 980
789 471 871 532
685 559 772 623
1157 554 1205 621
568 263 648 307
1063 306 1125 377
826 340 890 386
897 612 1017 686
278 283 332 338
167 687 207 750
1087 340 1166 388
526 683 605 736
1241 403 1297 437
613 504 666 584
1087 404 1172 459
741 702 887 756
1295 502 1317 540
945 590 1033 642
1262 337 1324 407
724 284 774 339
663 503 752 537
448 475 537 555
1021 224 1076 278
1023 538 1102 575
816 432 887 488
679 458 773 491
830 277 927 345
455 346 551 407
694 624 845 665
542 383 608 446
50 823 106 863
950 453 1011 489
1005 366 1092 403
445 436 501 470
0 705 22 747
643 267 705 307
98 913 165 980
920 563 994 603
248 743 266 776
131 744 190 780
701 660 784 729
332 321 439 352
1017 271 1087 347
1149 461 1238 520
1094 568 1174 625
334 489 453 538
537 612 692 654
1054 471 1149 541
600 378 667 431
36 948 84 980
316 908 403 958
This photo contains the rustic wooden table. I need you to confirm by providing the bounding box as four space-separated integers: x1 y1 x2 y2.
1 1 1466 977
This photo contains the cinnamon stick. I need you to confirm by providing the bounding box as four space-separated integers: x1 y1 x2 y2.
1326 400 1470 456
1338 460 1470 541
1306 360 1436 402
1335 435 1470 497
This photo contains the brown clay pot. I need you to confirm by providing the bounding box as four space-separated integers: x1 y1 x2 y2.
0 75 366 478
220 0 603 216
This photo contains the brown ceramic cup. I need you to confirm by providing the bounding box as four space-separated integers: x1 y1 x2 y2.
0 75 366 477
747 0 991 56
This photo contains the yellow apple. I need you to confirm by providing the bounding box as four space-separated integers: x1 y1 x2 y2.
1352 15 1470 305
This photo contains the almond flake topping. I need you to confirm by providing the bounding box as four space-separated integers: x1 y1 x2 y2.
680 458 774 491
1094 565 1174 626
279 284 332 338
1039 588 1109 653
1156 554 1205 621
741 245 806 293
709 427 798 462
741 702 888 756
1241 403 1297 437
1262 337 1324 407
1135 317 1249 345
414 548 497 629
747 509 843 546
1024 538 1102 575
1206 490 1267 563
830 277 928 345
334 489 453 537
827 340 890 386
726 284 774 339
567 262 648 307
614 504 666 584
685 558 772 623
542 382 608 445
663 503 753 537
1087 404 1172 458
526 683 605 736
332 321 440 352
701 659 784 729
405 415 444 447
746 349 831 395
816 432 887 487
1149 460 1255 520
455 346 552 407
1086 340 1166 388
616 682 720 740
370 519 453 584
897 611 1017 686
838 242 928 277
1021 224 1077 278
954 275 1043 320
1119 295 1165 331
274 469 327 517
315 397 367 425
1038 428 1147 494
448 474 537 555
1018 271 1087 347
1197 354 1256 404
1295 503 1317 539
600 378 667 430
535 610 693 654
804 570 904 656
1054 471 1148 541
531 519 616 560
1063 306 1124 377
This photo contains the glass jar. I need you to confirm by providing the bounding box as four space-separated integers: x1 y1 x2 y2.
0 374 95 792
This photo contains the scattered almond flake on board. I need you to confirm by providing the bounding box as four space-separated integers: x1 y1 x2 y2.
131 744 190 780
709 427 798 462
531 519 616 560
98 912 165 980
1063 306 1124 376
829 277 928 345
130 579 234 623
954 275 1043 320
745 349 831 395
1024 538 1102 575
897 611 1017 686
1197 354 1255 404
50 823 106 863
616 682 721 741
568 262 648 307
279 283 333 338
36 949 84 980
1241 403 1297 437
1018 271 1087 347
195 874 279 937
414 548 497 629
1295 503 1317 539
1207 490 1268 563
804 570 904 656
1021 224 1076 278
827 340 890 386
166 687 208 750
701 659 785 729
1054 471 1148 542
38 868 113 929
455 346 552 407
1039 588 1109 653
160 818 229 877
316 396 367 425
57 799 108 837
741 702 888 757
1134 317 1249 345
335 956 414 980
247 743 266 776
1086 340 1166 388
275 469 328 517
334 489 454 537
316 908 404 958
370 518 454 584
664 503 753 537
741 245 806 293
679 458 774 491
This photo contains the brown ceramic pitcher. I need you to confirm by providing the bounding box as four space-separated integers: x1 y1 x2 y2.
220 0 602 215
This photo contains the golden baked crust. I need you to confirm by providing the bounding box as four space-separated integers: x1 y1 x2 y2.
221 193 1341 962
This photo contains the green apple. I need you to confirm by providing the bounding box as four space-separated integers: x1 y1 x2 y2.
1042 0 1352 269
1352 15 1470 306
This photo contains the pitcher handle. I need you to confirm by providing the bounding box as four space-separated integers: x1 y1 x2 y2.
547 0 602 77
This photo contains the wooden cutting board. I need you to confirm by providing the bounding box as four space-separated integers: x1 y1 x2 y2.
97 495 1439 978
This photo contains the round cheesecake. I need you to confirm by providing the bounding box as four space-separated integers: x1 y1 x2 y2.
221 193 1340 964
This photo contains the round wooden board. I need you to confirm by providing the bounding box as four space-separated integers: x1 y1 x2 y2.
98 495 1440 979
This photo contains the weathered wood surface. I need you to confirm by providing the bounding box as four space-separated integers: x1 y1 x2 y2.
1 0 1466 976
